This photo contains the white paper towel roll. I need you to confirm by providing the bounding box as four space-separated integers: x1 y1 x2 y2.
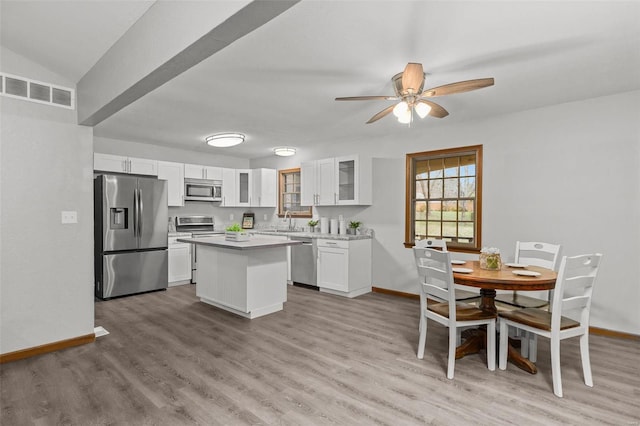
339 220 346 234
330 219 338 234
320 217 329 234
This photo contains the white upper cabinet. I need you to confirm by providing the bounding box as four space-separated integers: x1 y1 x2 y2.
235 169 253 207
251 168 277 207
94 153 158 176
301 158 335 206
300 160 317 206
317 158 336 205
157 161 184 206
335 154 371 205
219 168 277 207
221 168 237 207
184 163 222 180
301 155 371 206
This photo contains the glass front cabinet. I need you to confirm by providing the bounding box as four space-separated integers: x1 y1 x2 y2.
301 154 372 206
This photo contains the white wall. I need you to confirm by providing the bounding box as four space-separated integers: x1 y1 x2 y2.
1 47 94 354
253 91 640 335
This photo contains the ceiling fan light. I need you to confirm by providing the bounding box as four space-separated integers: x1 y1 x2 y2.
206 133 245 147
392 101 409 118
415 102 432 119
273 147 296 157
397 109 412 124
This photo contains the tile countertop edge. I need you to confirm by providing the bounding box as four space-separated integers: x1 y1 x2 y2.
177 236 304 250
249 230 372 241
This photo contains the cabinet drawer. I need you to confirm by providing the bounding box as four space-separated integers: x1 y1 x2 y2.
317 239 349 249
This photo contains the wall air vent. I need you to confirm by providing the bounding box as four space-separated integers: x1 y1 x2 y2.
0 72 75 110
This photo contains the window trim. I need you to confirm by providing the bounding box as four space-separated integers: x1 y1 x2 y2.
277 167 312 218
404 144 483 253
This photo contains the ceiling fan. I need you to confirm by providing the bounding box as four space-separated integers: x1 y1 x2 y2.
335 63 494 124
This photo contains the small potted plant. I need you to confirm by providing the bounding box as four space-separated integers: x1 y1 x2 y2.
307 219 318 232
225 223 250 242
348 220 361 235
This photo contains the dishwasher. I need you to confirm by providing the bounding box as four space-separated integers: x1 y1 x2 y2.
290 236 317 287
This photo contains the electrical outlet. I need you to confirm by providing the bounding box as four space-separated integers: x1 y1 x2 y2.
61 211 77 224
229 214 234 221
263 214 268 221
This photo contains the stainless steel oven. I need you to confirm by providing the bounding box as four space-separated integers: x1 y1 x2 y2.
175 216 224 283
184 178 222 202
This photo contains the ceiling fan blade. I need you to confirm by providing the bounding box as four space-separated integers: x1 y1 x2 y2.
401 63 424 93
421 78 495 97
335 95 398 101
418 100 449 118
366 105 395 124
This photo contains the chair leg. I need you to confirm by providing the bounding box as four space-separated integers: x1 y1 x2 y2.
528 334 538 362
499 320 508 370
447 326 457 379
580 333 593 387
417 316 427 359
550 336 563 397
520 331 529 357
487 320 496 371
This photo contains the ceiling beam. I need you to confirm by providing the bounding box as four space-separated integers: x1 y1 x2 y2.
77 0 300 127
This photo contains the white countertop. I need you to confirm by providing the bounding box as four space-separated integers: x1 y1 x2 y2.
169 232 192 237
250 230 372 241
177 234 303 250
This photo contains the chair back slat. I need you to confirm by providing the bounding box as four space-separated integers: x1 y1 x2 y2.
550 253 602 329
561 295 590 312
415 238 447 250
515 241 562 271
413 247 456 314
423 281 450 301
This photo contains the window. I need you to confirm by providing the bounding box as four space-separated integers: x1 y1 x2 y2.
278 168 312 218
405 145 482 252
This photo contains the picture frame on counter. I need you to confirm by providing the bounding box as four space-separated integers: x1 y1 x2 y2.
242 213 255 229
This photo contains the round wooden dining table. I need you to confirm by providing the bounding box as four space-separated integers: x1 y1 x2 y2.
453 260 557 374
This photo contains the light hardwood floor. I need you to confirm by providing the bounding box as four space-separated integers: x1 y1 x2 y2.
2 284 639 425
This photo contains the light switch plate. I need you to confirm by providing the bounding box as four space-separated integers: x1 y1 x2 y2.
229 213 234 221
61 211 77 224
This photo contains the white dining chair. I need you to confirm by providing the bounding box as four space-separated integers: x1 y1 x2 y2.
496 241 562 309
415 238 479 301
495 241 562 359
498 253 602 397
414 247 497 379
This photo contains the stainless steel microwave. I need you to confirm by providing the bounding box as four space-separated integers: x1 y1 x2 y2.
184 178 222 202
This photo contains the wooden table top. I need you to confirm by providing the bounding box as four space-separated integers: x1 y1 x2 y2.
453 261 556 291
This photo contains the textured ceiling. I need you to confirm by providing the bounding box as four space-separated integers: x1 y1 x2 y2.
3 1 640 159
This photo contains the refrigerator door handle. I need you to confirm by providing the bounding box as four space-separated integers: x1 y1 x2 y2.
133 189 138 238
138 187 144 238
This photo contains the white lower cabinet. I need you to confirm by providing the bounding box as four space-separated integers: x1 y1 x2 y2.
169 237 191 285
317 238 371 298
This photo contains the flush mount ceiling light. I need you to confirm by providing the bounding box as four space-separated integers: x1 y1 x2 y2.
205 133 245 147
273 147 296 157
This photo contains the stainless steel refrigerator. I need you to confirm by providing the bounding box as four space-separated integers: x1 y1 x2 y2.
94 174 168 299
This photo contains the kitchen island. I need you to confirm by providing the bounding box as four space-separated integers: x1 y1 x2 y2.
177 235 302 319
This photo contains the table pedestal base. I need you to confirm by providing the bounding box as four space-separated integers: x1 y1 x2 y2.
456 329 537 374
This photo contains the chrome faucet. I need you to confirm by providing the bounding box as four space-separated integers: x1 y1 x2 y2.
283 210 293 230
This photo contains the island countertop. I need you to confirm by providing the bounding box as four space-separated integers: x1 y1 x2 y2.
177 235 303 250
